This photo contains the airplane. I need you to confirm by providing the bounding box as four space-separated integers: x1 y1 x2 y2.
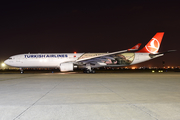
4 32 175 73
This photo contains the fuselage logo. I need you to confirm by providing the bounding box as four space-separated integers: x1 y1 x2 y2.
24 54 68 58
145 38 160 53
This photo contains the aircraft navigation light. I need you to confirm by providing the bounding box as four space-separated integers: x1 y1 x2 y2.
74 52 77 57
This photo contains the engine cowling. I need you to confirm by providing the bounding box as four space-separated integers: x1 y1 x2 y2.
60 62 75 72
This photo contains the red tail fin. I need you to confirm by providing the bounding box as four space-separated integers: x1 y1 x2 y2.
137 32 164 53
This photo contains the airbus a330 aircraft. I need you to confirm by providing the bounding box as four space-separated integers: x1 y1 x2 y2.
4 32 175 73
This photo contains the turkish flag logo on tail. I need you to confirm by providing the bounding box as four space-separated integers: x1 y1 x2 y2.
145 38 160 53
137 32 164 53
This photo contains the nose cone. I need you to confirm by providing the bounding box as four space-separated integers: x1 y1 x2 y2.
4 59 9 65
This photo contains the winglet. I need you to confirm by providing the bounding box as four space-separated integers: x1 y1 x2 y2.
137 32 164 53
128 43 142 51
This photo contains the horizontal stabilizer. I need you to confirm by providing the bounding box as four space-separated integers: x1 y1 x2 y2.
149 50 176 58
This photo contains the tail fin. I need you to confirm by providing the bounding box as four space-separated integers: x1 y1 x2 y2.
137 32 164 54
128 43 142 51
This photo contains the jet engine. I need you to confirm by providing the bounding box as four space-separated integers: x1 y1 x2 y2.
60 62 77 72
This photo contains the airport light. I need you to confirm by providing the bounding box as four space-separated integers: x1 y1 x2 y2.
158 70 163 73
152 70 155 73
1 63 5 67
131 67 136 69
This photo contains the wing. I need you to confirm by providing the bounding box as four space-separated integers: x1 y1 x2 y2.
75 43 141 66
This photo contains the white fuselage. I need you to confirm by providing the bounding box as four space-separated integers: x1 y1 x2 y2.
4 52 163 69
4 53 83 68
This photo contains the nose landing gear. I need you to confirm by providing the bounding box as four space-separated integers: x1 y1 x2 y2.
20 68 24 74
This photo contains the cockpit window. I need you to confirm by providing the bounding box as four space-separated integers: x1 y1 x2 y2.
8 58 12 59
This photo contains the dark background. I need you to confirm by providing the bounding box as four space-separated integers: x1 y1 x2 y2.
0 0 180 67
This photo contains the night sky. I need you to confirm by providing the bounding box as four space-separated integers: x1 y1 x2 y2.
0 0 180 67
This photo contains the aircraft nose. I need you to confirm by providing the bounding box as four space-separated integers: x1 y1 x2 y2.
4 60 8 65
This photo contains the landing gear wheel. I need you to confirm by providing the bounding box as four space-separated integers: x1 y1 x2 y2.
86 70 90 73
91 70 95 74
83 68 95 74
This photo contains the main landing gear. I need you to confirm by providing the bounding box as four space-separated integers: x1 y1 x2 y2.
83 64 95 73
20 68 24 74
83 68 95 73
